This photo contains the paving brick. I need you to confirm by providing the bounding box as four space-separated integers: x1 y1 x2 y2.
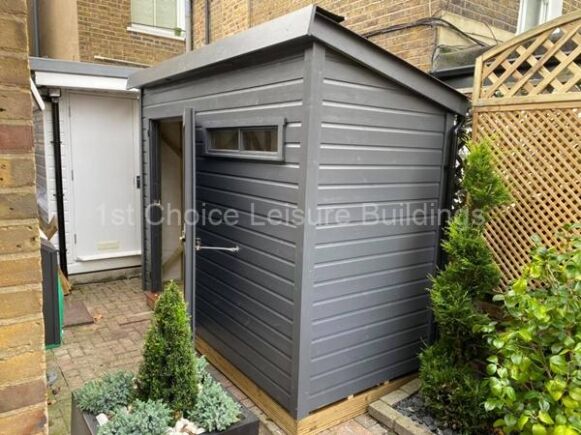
368 400 400 430
380 389 409 406
394 415 432 435
400 378 421 396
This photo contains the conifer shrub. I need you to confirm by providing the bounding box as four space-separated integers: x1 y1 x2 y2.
419 139 510 432
74 371 135 415
97 399 172 435
188 357 240 431
136 281 198 417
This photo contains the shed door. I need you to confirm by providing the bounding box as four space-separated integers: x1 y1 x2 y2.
148 108 195 331
68 92 140 262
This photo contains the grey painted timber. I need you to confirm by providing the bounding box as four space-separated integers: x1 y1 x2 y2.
131 6 467 420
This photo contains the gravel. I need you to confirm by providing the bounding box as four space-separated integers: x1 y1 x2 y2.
393 393 461 435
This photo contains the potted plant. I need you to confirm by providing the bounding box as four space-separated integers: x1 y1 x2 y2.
71 282 259 435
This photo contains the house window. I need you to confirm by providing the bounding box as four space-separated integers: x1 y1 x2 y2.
130 0 185 38
206 126 283 161
517 0 563 33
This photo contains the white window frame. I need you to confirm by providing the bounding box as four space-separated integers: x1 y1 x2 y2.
128 0 185 40
517 0 563 33
203 117 286 162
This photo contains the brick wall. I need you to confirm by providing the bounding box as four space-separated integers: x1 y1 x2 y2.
0 0 48 433
439 0 520 32
192 0 526 71
76 0 185 65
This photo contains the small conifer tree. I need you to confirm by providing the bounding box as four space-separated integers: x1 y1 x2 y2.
419 139 510 431
137 281 198 416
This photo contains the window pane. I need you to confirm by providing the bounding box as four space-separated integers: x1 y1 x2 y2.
241 127 277 152
523 0 543 30
155 0 177 29
210 129 238 150
131 0 154 26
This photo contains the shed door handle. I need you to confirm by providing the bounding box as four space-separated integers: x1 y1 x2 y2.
195 238 239 253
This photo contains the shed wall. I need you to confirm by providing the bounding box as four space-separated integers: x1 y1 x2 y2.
141 51 306 410
306 51 450 412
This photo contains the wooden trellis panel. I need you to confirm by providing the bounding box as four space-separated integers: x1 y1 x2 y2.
472 11 581 287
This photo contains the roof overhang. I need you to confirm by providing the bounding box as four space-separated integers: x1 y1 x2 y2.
127 6 468 115
30 57 140 93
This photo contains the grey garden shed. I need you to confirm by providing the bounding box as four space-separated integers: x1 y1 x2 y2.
127 5 468 426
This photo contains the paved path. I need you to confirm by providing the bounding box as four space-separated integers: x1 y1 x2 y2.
47 278 391 434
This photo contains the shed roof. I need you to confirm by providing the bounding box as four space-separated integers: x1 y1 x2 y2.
30 57 139 78
127 6 468 115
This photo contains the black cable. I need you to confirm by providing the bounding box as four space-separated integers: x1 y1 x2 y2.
363 17 489 47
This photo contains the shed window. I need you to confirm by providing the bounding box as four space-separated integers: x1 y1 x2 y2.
206 126 282 161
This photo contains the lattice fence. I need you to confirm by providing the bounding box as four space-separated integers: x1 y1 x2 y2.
472 11 581 287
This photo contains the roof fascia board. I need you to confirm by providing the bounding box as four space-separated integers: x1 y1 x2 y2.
29 57 138 78
309 15 469 115
127 5 316 89
34 71 138 93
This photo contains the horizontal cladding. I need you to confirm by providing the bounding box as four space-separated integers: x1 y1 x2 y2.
306 51 448 411
140 52 307 409
197 324 293 410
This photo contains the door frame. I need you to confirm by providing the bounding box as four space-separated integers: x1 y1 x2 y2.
63 89 142 275
146 106 196 331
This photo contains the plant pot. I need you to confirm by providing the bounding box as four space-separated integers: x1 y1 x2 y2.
71 396 99 435
206 405 259 435
71 395 259 435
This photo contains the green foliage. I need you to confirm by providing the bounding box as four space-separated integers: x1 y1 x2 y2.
419 342 491 432
188 356 240 432
419 139 510 432
461 139 511 220
97 400 172 435
74 371 135 415
484 225 581 434
137 281 198 417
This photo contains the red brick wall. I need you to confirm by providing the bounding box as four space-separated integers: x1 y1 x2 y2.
76 0 185 65
0 0 48 433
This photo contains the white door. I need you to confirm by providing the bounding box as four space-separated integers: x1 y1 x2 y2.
68 92 140 263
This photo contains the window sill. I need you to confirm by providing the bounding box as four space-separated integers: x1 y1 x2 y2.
127 24 185 41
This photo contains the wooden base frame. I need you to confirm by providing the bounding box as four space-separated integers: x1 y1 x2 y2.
196 336 416 435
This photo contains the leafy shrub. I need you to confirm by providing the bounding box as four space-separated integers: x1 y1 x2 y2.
74 371 135 415
97 399 172 435
188 356 240 431
137 281 198 417
484 226 581 434
419 139 510 432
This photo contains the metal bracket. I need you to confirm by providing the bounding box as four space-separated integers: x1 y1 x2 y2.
195 237 239 253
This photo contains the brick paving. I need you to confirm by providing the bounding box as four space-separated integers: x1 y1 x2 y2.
46 278 392 434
